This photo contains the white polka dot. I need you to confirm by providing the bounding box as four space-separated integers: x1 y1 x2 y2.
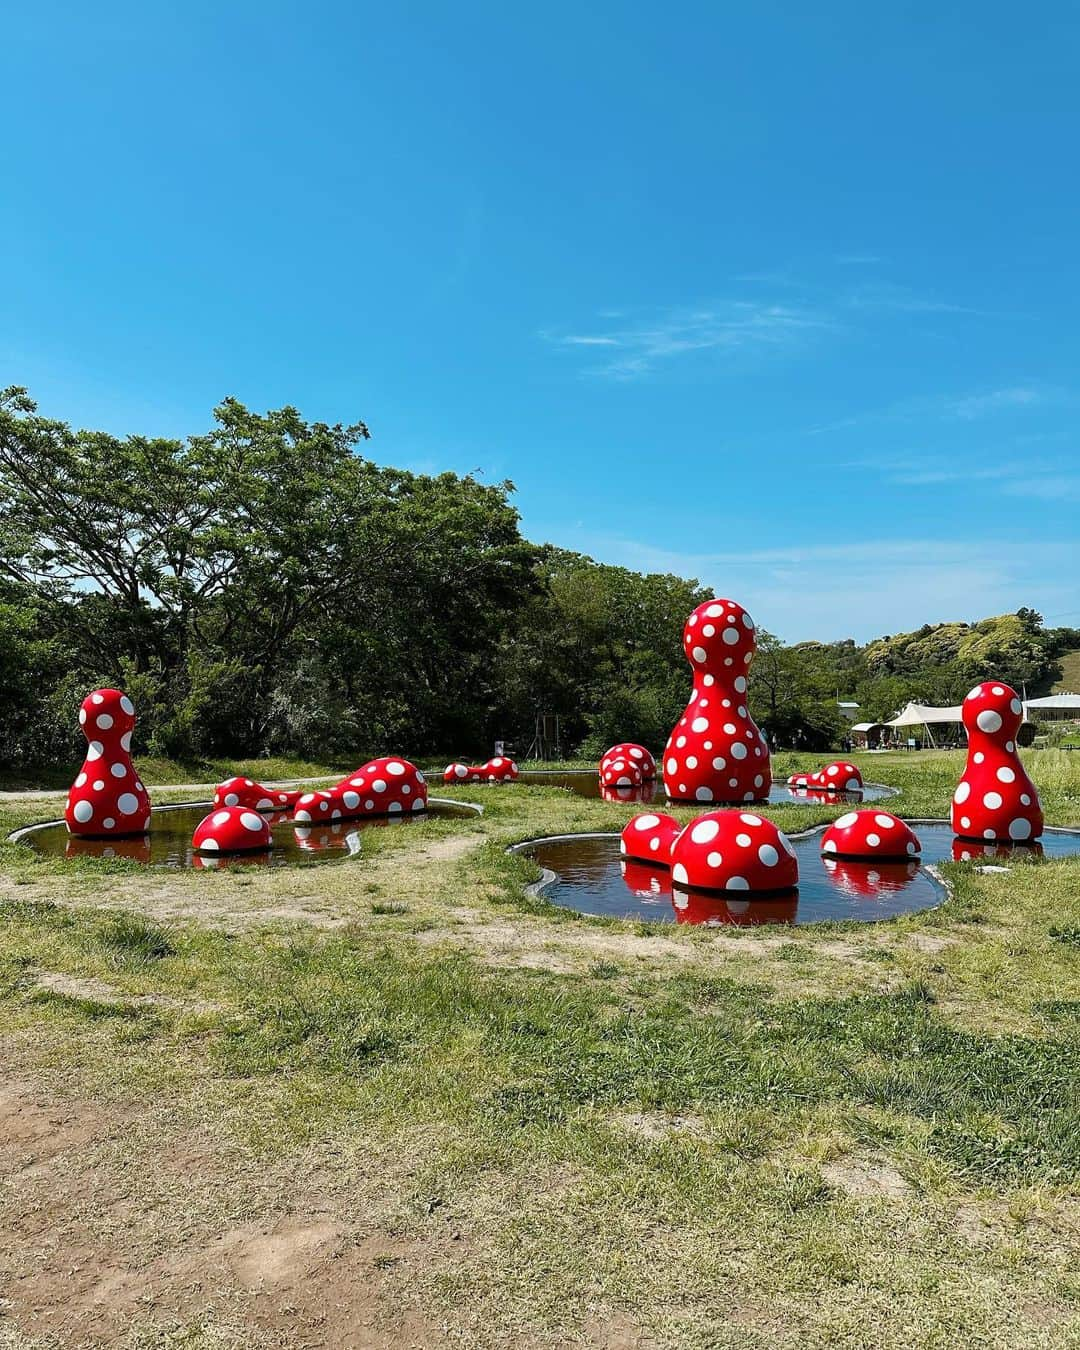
874 814 895 829
742 612 754 629
695 787 713 801
734 676 747 693
977 710 1002 733
735 833 752 848
740 813 762 826
117 793 140 815
96 713 113 730
960 816 971 830
758 844 778 867
691 717 709 733
702 624 715 637
691 820 720 844
983 792 1003 810
343 790 360 809
686 755 698 769
213 811 231 826
692 646 708 663
966 685 983 700
1008 817 1032 840
676 736 687 748
110 763 126 778
1020 794 1031 806
104 818 116 830
78 709 87 725
200 837 219 850
372 779 387 793
666 757 677 775
1010 698 1022 715
712 756 726 770
954 782 971 804
835 812 858 828
866 833 881 847
731 743 747 760
93 779 105 791
73 800 93 823
86 741 103 761
723 722 737 734
239 811 264 832
120 695 134 715
706 850 723 867
672 863 689 884
75 773 86 787
727 876 749 890
705 603 723 617
996 767 1015 783
634 814 661 831
386 760 406 776
722 628 740 646
121 732 132 752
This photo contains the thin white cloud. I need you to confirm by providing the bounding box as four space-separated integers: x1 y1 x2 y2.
950 386 1043 419
546 302 835 379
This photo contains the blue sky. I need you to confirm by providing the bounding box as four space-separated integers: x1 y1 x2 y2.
2 1 1078 641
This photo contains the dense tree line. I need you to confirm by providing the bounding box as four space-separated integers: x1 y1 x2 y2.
0 388 1075 767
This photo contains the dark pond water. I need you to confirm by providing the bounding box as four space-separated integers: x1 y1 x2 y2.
520 824 1080 926
14 799 478 870
515 770 894 805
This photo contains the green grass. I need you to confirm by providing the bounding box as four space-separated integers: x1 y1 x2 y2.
0 749 1078 1346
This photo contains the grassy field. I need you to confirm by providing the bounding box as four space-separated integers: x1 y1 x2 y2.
1 751 1078 1348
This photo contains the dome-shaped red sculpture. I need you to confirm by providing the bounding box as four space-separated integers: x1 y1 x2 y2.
333 758 428 814
669 810 797 892
65 688 151 838
192 806 273 853
663 599 771 803
213 776 302 813
820 810 920 860
599 743 657 781
442 758 517 784
951 682 1043 842
619 811 681 865
788 761 863 791
601 759 644 790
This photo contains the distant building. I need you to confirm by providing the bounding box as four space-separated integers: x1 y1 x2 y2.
837 700 860 723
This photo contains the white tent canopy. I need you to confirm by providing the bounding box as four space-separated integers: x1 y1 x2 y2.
1024 694 1080 712
886 702 964 728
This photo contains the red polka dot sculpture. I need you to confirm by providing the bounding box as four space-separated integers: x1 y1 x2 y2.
214 776 302 813
192 806 273 854
788 761 863 791
821 811 920 861
663 599 771 803
442 758 517 784
599 743 657 781
669 810 797 892
951 682 1043 843
65 688 151 838
619 811 681 865
333 757 429 815
601 759 644 790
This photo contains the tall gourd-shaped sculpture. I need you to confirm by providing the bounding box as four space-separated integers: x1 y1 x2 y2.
65 688 151 837
951 681 1043 842
663 598 771 803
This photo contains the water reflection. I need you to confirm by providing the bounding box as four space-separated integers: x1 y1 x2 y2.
821 856 921 897
671 885 799 926
618 858 672 899
601 781 658 805
65 834 152 864
950 838 1045 862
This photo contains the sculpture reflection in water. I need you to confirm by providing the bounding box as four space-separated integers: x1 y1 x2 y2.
821 856 921 897
951 838 1044 862
65 834 152 864
672 885 799 927
601 780 658 805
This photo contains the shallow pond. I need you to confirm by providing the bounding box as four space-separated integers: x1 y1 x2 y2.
518 824 1080 926
13 799 479 870
515 770 894 805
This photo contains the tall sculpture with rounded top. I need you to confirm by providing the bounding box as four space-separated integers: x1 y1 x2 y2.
663 598 771 803
65 688 151 837
951 681 1042 842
